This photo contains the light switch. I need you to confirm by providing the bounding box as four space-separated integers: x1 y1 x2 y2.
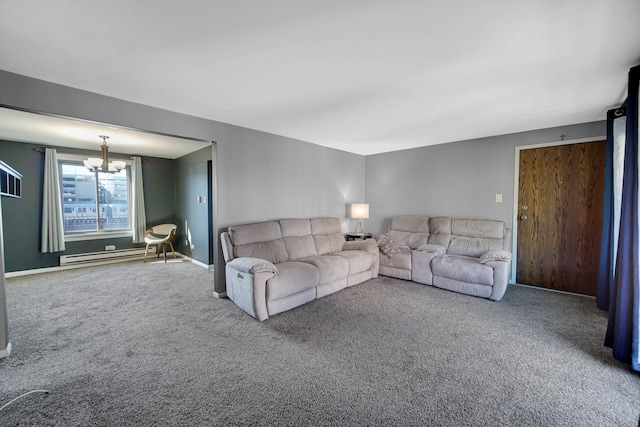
495 193 503 203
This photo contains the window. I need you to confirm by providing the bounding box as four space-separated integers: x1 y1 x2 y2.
58 160 131 238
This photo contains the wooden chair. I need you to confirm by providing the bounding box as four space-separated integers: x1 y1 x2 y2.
144 224 177 262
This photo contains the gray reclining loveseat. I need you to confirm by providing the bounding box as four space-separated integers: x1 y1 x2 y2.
221 217 379 320
378 215 512 301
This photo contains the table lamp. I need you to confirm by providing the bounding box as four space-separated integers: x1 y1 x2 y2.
350 203 369 234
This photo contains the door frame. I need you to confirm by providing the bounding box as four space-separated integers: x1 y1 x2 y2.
510 135 605 284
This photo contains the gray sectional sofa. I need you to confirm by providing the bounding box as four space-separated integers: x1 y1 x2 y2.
378 215 512 301
220 217 379 320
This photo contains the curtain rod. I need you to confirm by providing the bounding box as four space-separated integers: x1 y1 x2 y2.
614 98 628 117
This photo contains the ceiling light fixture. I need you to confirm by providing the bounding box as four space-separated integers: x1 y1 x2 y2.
83 135 126 173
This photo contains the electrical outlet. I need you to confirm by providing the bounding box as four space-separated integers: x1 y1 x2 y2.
190 244 195 250
495 193 503 203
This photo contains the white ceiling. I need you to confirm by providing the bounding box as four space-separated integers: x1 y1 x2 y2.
0 0 639 156
0 107 210 159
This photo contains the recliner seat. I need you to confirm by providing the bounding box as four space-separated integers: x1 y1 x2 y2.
378 215 512 301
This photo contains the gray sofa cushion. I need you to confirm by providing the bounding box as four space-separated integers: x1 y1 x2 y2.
300 255 349 285
451 219 504 238
389 215 430 249
447 219 506 257
448 236 505 257
230 221 289 263
230 220 281 245
282 236 316 260
280 219 317 260
266 262 319 301
428 217 452 247
311 218 345 255
391 215 430 233
332 250 377 274
431 255 494 286
280 218 312 236
379 251 412 270
234 239 289 264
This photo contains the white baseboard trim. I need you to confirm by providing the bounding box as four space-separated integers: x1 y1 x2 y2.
213 291 227 299
5 256 156 278
0 342 12 359
4 252 213 278
176 254 214 271
511 283 595 299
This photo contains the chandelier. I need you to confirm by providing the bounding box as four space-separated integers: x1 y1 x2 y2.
83 135 126 173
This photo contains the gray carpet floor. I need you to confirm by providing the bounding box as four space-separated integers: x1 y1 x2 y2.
0 260 639 426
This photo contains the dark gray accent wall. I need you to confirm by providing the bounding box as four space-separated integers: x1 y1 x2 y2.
0 70 366 293
365 121 606 235
140 156 176 226
175 145 213 265
0 139 176 272
0 140 56 271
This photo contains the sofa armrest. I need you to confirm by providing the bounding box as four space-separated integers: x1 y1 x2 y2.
484 259 511 301
480 250 512 301
343 239 378 254
226 257 278 321
227 257 279 275
416 244 446 254
479 249 512 264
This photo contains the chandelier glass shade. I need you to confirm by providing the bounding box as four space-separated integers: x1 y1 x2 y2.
84 135 126 173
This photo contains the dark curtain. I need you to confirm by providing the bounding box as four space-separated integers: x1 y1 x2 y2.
598 103 628 310
602 65 640 371
597 109 620 310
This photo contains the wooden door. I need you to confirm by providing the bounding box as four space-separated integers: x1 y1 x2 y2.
516 141 606 296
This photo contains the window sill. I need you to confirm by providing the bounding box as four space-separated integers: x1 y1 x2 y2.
65 231 133 242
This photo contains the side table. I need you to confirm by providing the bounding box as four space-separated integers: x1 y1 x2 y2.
345 232 373 241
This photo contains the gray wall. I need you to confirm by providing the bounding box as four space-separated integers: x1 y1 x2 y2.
0 139 176 272
365 121 606 235
0 70 366 292
216 126 364 228
175 145 213 264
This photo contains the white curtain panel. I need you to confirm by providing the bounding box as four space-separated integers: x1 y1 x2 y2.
612 115 627 268
41 148 65 253
131 156 147 243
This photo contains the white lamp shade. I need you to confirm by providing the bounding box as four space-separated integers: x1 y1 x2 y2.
109 160 127 172
350 203 369 219
86 157 103 169
111 160 127 171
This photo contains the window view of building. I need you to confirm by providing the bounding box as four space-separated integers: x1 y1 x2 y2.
60 163 130 233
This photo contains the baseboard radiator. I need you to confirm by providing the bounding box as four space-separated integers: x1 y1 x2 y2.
60 247 155 266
